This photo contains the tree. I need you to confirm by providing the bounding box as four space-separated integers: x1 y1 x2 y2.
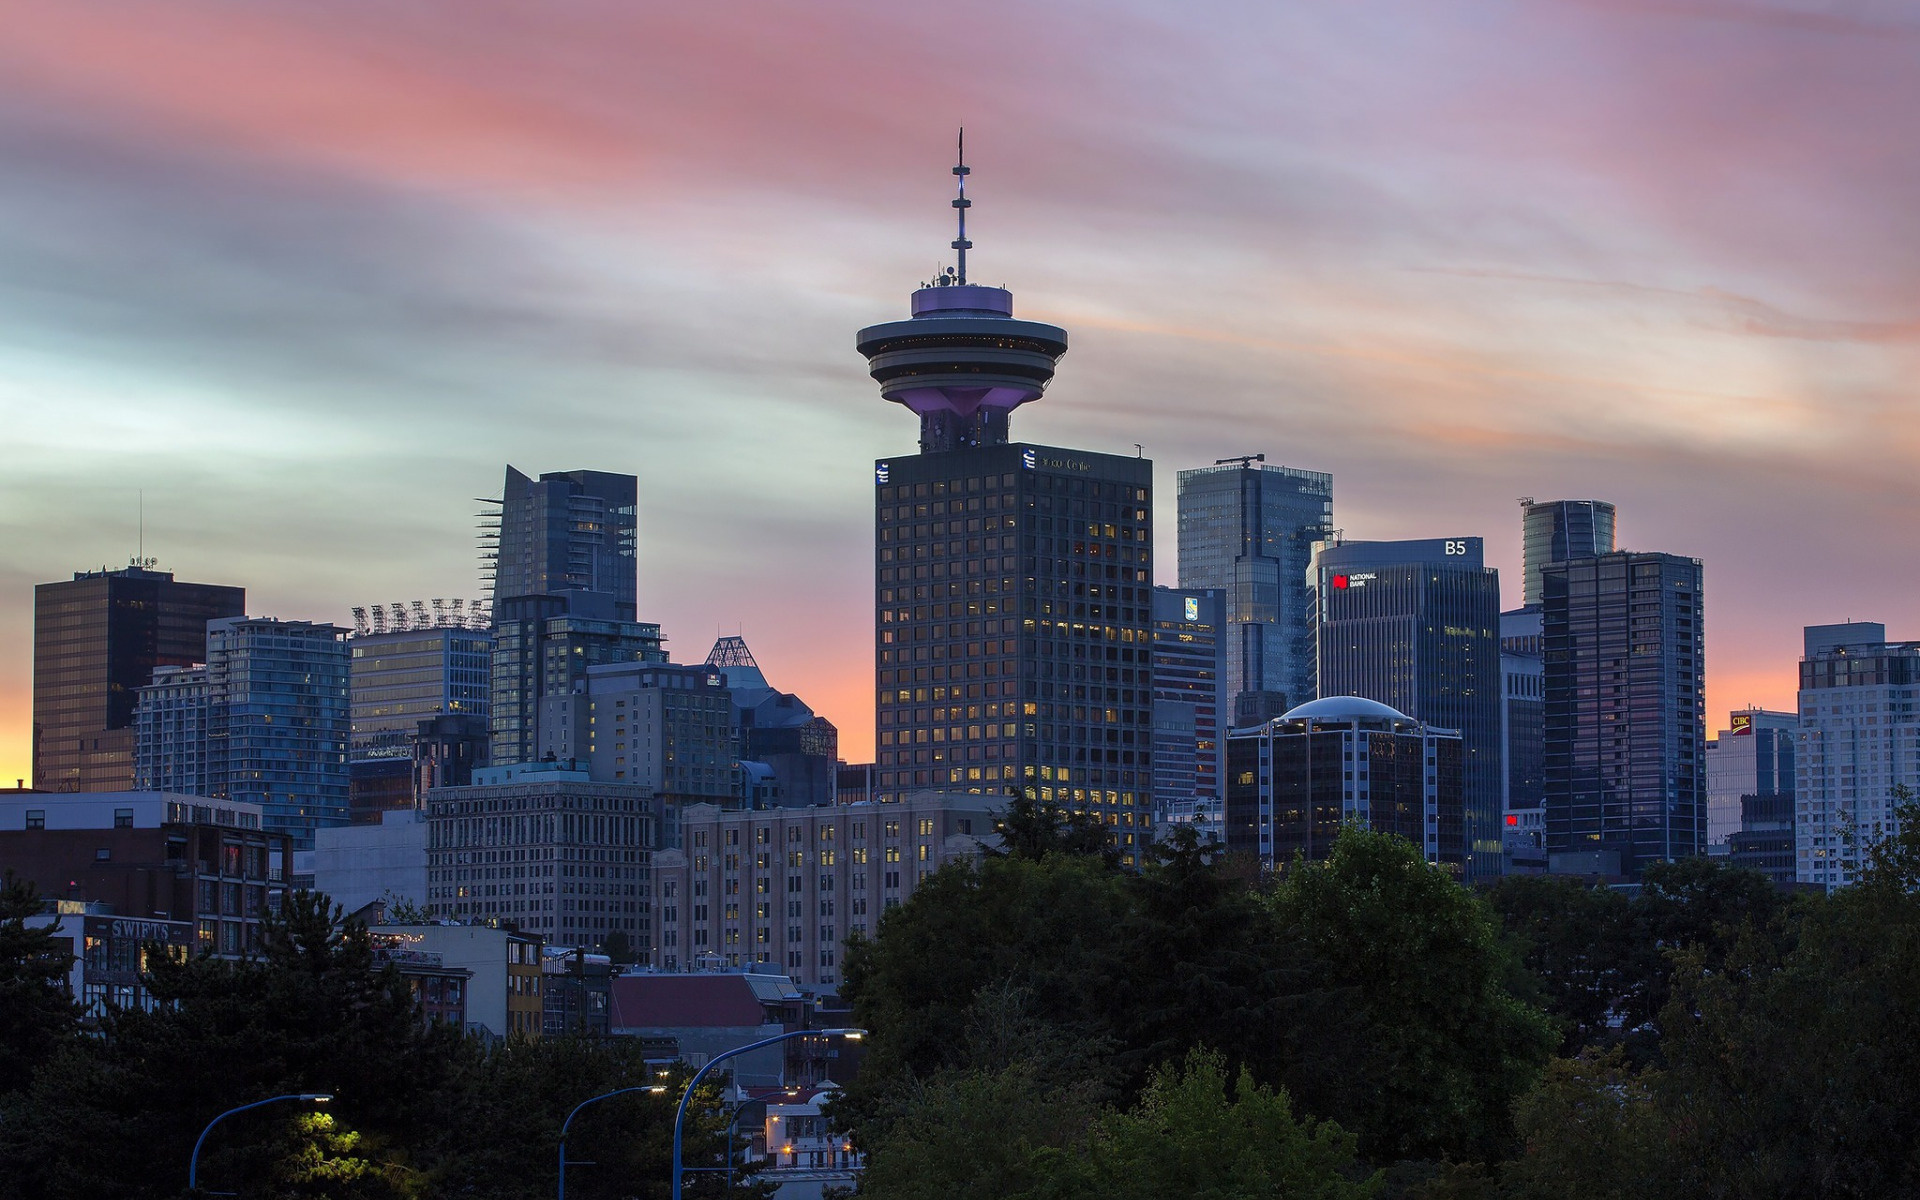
0 869 78 1095
985 793 1116 863
1500 1050 1673 1200
1267 827 1557 1163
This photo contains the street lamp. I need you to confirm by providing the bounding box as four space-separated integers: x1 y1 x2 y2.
670 1028 865 1200
188 1092 333 1193
559 1084 668 1200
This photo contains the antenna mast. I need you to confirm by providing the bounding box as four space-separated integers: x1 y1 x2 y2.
951 128 971 285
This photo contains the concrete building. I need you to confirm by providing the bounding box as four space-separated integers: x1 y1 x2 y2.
32 565 244 793
1150 587 1227 824
1519 499 1616 609
650 793 1000 988
757 1081 863 1199
306 809 429 913
1308 537 1503 880
1224 697 1465 875
1176 457 1334 718
423 761 654 952
1705 708 1796 854
539 660 737 849
0 792 292 957
133 666 213 797
1795 622 1920 891
858 154 1154 858
373 923 544 1038
1541 551 1705 878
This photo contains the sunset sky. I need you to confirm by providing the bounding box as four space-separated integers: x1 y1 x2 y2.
3 0 1917 782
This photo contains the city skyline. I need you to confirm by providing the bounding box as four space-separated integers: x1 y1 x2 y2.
5 2 1918 784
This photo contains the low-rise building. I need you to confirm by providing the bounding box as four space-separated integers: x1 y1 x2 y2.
28 901 193 1018
374 923 544 1038
608 971 843 1087
649 793 1000 988
307 809 429 913
0 793 292 956
756 1080 863 1200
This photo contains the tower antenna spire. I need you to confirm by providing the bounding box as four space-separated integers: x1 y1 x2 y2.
951 128 971 285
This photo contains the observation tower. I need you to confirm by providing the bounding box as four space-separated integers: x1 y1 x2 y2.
856 134 1069 454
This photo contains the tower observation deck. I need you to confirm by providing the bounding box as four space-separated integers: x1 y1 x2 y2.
856 134 1068 454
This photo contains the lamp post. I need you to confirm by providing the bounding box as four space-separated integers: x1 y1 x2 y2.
188 1093 333 1194
670 1028 864 1200
559 1084 668 1200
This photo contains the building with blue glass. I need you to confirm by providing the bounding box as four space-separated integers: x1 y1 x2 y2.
1150 586 1227 826
1176 457 1333 717
1308 537 1503 881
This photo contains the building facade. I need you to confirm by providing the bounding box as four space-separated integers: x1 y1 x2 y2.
423 762 654 951
650 793 1000 988
205 617 351 849
32 566 244 793
1795 622 1920 891
0 793 292 957
1150 587 1227 820
1541 551 1705 878
489 592 667 768
1705 708 1796 853
1308 537 1503 880
710 636 841 809
1520 499 1616 608
487 466 640 620
1224 697 1464 874
1176 457 1334 715
348 618 491 820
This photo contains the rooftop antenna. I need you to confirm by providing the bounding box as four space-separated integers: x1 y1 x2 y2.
951 128 971 285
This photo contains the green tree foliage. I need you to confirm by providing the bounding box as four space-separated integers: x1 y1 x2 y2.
1500 1050 1672 1200
0 869 78 1095
1267 828 1557 1163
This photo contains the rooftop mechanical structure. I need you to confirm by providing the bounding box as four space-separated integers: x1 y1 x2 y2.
856 133 1068 454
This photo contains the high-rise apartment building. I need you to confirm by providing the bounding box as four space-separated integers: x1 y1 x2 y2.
489 592 666 767
1224 697 1464 874
1795 622 1920 891
1177 457 1333 715
1520 499 1616 608
487 467 639 620
134 616 351 850
347 609 492 821
32 566 245 793
1308 537 1503 880
1501 608 1545 813
1150 587 1227 821
424 761 654 951
539 660 738 848
649 792 999 987
1705 708 1795 853
1541 551 1705 878
859 152 1155 857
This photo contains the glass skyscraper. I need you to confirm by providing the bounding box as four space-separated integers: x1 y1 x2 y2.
1520 499 1615 608
1308 537 1503 880
860 151 1155 858
1794 622 1918 891
32 566 245 792
1540 551 1705 877
1176 458 1333 716
488 467 639 619
1150 586 1227 818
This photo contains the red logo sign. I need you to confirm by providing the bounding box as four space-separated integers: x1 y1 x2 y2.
1333 575 1349 589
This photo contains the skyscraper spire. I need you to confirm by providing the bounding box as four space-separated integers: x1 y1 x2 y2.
951 128 971 285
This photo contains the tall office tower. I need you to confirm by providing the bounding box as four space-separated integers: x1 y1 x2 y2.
205 617 351 849
32 566 245 792
1795 622 1920 891
1704 708 1796 853
707 637 840 809
1519 499 1616 608
1501 608 1545 813
488 592 666 767
1177 457 1334 716
486 467 639 620
860 147 1155 857
539 660 737 848
1224 698 1464 874
1308 537 1503 880
1540 551 1705 878
346 604 492 822
1150 587 1227 825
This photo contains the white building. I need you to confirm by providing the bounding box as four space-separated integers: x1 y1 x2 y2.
306 809 429 913
1704 708 1796 853
1796 622 1920 891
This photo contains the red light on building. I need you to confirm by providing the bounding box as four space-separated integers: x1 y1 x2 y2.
1505 814 1519 826
1333 575 1349 589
